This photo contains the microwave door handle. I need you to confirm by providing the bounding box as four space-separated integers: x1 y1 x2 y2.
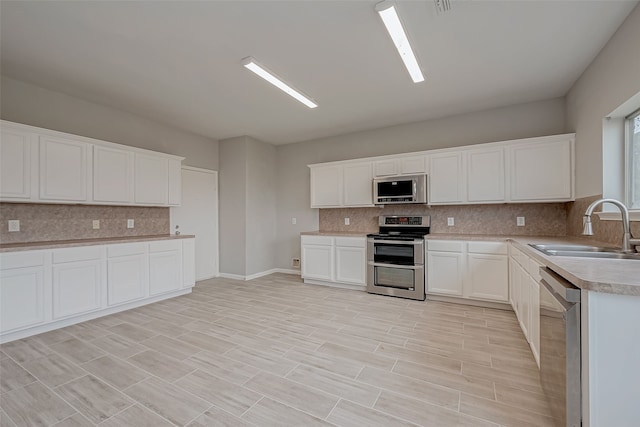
413 180 417 197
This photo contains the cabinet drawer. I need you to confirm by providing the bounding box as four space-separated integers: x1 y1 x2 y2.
107 243 147 258
149 240 182 253
301 235 333 246
528 258 543 281
0 251 45 270
468 241 508 255
335 237 365 248
53 246 102 264
428 240 464 252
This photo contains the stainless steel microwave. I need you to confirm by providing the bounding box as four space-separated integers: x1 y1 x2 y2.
373 174 427 205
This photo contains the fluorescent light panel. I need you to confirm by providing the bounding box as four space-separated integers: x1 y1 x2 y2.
376 1 424 83
242 57 317 108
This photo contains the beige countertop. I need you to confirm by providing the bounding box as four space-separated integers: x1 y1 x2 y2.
304 231 640 296
0 234 195 253
301 231 369 237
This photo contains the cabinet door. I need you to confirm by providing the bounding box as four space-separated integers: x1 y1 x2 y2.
93 146 134 203
40 136 90 201
310 165 342 207
107 254 147 306
509 258 517 311
400 156 427 175
301 244 334 281
427 251 464 296
168 159 182 206
466 254 508 302
343 162 373 206
467 148 505 202
510 138 573 201
182 239 196 288
135 153 169 205
149 250 182 296
335 246 365 285
0 127 35 200
53 260 102 319
429 152 465 204
0 266 45 333
516 264 530 339
529 276 540 367
374 159 399 177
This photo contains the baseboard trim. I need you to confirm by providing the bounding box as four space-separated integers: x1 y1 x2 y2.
426 294 513 311
218 268 301 281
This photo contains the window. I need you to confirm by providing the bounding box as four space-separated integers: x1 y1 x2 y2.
628 110 640 209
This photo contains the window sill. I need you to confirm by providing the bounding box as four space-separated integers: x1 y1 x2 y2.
595 211 640 221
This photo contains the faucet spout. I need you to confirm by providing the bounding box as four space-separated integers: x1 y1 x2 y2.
582 198 638 253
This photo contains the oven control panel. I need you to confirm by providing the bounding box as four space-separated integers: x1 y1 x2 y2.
383 216 424 225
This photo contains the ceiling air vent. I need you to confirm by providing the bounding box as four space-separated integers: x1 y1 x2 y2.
434 0 452 15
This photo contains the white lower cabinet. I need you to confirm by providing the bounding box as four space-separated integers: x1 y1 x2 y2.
0 238 194 344
107 243 148 307
427 240 508 302
301 235 365 287
149 241 182 296
508 243 542 367
427 250 464 296
0 266 46 333
52 247 102 320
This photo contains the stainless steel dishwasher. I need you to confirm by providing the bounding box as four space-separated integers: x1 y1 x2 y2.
539 267 582 427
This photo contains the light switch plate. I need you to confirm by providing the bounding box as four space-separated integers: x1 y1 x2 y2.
8 220 20 232
344 217 350 225
517 216 525 226
291 217 297 225
92 220 100 229
127 219 135 229
447 217 455 226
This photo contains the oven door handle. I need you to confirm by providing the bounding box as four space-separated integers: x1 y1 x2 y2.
368 261 421 270
368 239 423 246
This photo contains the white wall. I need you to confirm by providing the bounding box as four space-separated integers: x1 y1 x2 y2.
0 76 219 169
219 136 277 277
566 4 640 198
275 98 567 270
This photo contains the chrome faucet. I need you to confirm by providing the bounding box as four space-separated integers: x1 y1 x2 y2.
583 198 640 253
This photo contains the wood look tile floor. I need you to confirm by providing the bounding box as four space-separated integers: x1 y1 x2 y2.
0 274 554 427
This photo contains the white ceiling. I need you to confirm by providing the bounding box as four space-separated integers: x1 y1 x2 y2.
1 1 637 145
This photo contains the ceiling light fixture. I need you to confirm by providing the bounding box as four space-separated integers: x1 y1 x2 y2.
242 57 318 109
375 1 425 83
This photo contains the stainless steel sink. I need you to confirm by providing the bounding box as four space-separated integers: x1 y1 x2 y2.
529 244 640 260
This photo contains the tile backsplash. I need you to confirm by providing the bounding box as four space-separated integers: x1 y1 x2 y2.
320 203 568 236
0 203 169 244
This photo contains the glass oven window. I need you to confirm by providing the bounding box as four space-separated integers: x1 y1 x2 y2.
374 243 415 264
374 266 415 289
377 180 413 197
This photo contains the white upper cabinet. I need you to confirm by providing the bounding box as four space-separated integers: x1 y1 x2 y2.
430 152 465 204
1 120 183 206
310 165 343 208
168 159 182 206
135 153 169 205
343 162 373 206
93 146 134 204
466 147 505 203
509 136 574 201
0 125 37 200
374 155 427 177
39 136 91 202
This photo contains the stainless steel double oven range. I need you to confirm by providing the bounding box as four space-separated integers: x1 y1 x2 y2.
366 216 430 301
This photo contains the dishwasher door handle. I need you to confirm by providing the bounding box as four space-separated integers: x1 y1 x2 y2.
540 267 581 303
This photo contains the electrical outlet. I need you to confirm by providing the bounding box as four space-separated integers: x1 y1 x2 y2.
447 217 455 226
92 220 100 230
517 216 525 227
8 220 20 232
344 217 350 225
127 219 135 229
292 258 300 268
291 217 297 225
